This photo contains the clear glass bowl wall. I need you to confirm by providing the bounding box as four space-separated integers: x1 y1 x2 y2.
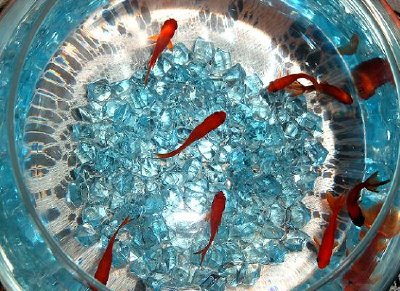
0 0 399 290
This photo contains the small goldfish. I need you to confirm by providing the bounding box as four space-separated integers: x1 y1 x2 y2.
268 73 353 104
144 18 178 85
363 202 400 238
267 73 319 93
338 34 359 56
194 191 226 265
346 172 390 227
156 111 226 159
314 192 346 269
91 217 131 290
352 57 394 100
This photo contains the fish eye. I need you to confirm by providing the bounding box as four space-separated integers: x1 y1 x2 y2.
316 258 319 263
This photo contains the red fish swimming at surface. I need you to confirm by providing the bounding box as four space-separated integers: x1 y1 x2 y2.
194 191 226 265
144 18 178 85
314 192 346 269
352 57 394 100
91 217 131 290
156 111 227 159
346 172 390 227
268 73 353 104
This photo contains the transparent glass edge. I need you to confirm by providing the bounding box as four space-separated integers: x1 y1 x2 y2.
0 246 23 291
308 0 400 289
3 0 110 290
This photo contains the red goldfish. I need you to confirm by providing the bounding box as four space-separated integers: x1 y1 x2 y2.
267 73 319 92
346 172 390 227
338 34 359 56
91 217 131 290
194 191 226 265
314 192 346 269
156 111 226 159
268 73 353 104
343 203 400 290
352 57 394 100
144 18 178 85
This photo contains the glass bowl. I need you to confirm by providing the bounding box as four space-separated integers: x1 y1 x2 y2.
0 0 399 290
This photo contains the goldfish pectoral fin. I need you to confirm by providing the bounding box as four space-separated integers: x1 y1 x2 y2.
167 40 174 51
333 241 340 251
313 236 321 248
148 34 159 42
204 212 211 222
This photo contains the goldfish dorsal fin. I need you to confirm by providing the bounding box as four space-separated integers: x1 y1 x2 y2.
148 34 159 42
167 40 174 51
333 241 339 251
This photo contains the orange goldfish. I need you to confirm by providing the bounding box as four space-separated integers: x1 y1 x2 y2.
91 217 131 290
268 73 353 104
267 73 319 93
194 191 226 265
352 57 394 100
363 203 400 238
346 172 390 227
343 202 400 290
144 18 178 85
156 111 226 159
343 231 386 291
338 34 359 56
314 193 346 269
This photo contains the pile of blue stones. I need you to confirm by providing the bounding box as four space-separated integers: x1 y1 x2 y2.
68 37 328 290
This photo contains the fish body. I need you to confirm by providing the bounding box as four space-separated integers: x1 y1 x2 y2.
352 57 393 100
156 111 226 159
144 18 178 85
194 191 226 265
343 232 386 291
317 82 353 104
267 73 319 92
346 172 390 227
315 193 346 269
92 217 131 290
268 73 352 104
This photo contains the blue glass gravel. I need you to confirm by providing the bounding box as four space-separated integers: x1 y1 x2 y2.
71 38 326 289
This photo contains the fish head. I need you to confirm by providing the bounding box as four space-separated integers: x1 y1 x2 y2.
164 18 178 31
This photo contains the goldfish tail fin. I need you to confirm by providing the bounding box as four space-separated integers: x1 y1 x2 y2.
194 245 210 265
144 67 151 86
156 149 179 159
326 192 346 212
167 40 174 51
364 172 390 192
